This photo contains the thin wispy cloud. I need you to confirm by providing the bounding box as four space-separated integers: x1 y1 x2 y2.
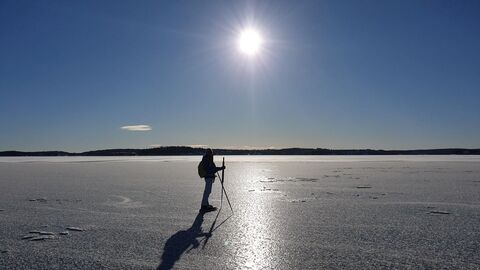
121 125 152 131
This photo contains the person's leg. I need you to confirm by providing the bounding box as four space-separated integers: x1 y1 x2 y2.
201 177 214 206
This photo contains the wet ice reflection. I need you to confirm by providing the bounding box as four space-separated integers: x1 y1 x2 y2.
228 166 280 269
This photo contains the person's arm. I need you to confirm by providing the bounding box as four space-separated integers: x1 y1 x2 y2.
205 161 225 175
214 162 225 173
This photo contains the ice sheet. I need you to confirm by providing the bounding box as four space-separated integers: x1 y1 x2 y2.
0 156 479 269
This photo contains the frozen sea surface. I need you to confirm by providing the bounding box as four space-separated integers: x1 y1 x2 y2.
0 155 479 269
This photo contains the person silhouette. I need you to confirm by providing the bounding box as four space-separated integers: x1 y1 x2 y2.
199 149 225 212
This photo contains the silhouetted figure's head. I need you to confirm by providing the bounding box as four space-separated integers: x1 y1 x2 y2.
205 148 213 157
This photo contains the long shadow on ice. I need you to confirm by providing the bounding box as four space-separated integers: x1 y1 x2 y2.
157 212 209 270
200 208 232 249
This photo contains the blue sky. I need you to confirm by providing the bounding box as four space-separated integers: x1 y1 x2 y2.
1 0 479 151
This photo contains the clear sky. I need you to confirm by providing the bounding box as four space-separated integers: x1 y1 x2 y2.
1 0 480 152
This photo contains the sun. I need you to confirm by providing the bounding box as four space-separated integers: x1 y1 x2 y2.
237 28 263 57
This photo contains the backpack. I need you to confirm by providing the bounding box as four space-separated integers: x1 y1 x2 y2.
198 160 206 178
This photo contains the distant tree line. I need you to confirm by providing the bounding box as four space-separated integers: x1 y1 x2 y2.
1 146 479 156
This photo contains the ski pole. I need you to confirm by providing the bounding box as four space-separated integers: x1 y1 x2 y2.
217 168 233 213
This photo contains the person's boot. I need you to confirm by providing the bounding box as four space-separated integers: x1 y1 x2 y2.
200 204 217 212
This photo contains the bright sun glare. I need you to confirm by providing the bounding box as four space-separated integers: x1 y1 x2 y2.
237 28 263 57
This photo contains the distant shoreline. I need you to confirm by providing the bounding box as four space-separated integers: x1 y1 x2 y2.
1 146 479 156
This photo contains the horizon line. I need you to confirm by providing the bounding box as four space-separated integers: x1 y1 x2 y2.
1 145 479 155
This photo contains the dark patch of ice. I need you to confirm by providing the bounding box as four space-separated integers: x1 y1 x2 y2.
260 177 318 183
39 231 55 235
59 231 69 235
30 235 55 241
356 186 372 189
429 210 450 215
290 199 307 203
323 175 340 178
28 198 47 202
66 227 84 232
22 235 36 240
296 177 318 182
258 187 280 192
